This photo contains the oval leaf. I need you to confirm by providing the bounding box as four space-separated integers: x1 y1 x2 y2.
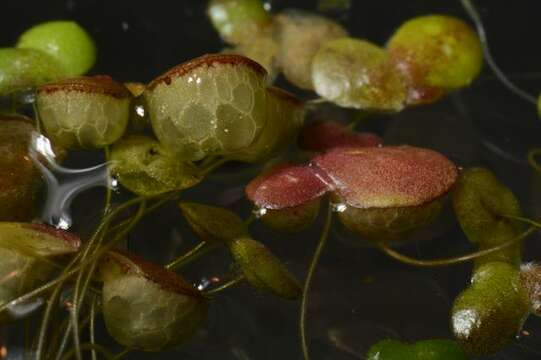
179 202 248 243
229 237 301 299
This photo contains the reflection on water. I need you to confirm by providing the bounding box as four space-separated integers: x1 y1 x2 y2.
29 133 114 230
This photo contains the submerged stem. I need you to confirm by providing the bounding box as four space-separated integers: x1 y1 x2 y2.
300 205 333 360
89 297 98 360
460 0 537 105
32 100 42 133
0 196 151 314
166 241 214 271
204 275 245 296
503 214 541 228
111 348 132 360
378 227 536 267
59 343 114 360
68 306 82 360
198 157 228 177
528 149 541 174
305 98 327 108
345 111 369 131
104 146 113 215
35 283 63 360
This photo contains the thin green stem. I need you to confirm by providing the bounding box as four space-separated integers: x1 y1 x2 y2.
198 158 228 177
59 343 114 360
54 308 94 360
244 212 256 226
35 282 63 360
528 148 541 174
204 275 244 296
300 205 333 360
104 146 113 215
345 111 369 131
460 0 538 105
90 297 98 360
166 241 213 271
107 193 175 235
48 316 69 359
378 227 536 267
111 349 132 360
0 196 151 313
80 201 147 304
24 318 32 360
199 155 218 168
305 98 327 107
32 100 41 133
503 214 541 228
72 200 147 350
68 307 82 360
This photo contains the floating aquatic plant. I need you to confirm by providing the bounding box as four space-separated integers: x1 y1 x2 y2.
0 1 540 359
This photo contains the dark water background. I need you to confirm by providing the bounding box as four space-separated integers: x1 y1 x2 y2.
2 0 541 359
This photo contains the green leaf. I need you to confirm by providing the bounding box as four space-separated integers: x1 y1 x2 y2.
312 37 407 111
111 135 202 196
100 251 208 351
179 202 248 243
451 261 530 355
367 339 468 360
17 20 96 76
0 48 65 96
229 237 301 299
452 167 523 267
207 0 271 45
0 223 80 323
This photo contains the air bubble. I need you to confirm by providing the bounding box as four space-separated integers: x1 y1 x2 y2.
55 215 72 230
109 175 120 192
330 202 348 213
15 89 36 105
135 104 145 118
253 207 268 218
197 277 211 291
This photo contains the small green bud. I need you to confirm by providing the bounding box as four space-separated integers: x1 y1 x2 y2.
452 167 523 268
367 339 413 360
367 339 468 360
413 339 468 360
228 237 301 299
275 10 348 90
0 48 65 96
208 0 271 45
100 251 208 351
37 76 131 149
110 135 201 196
17 21 96 76
312 37 407 111
179 202 248 243
451 261 530 355
387 15 483 105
